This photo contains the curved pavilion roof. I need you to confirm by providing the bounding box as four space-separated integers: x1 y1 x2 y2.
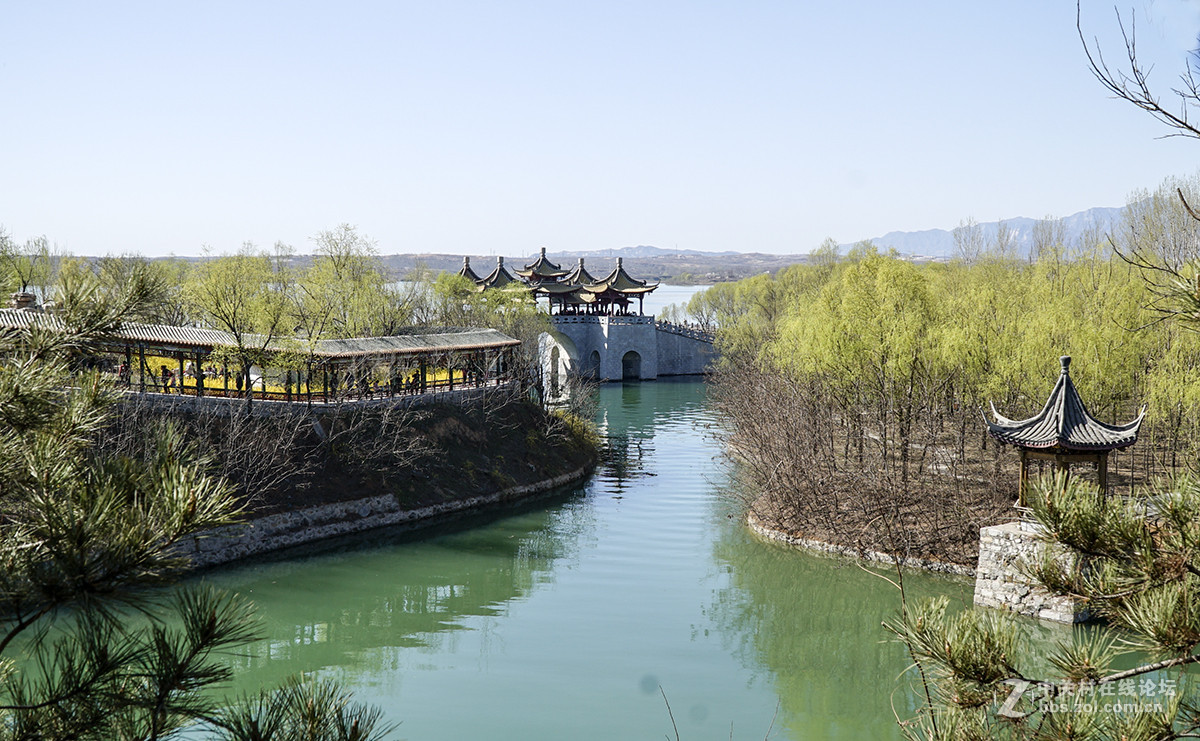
476 256 523 291
514 247 568 283
534 282 597 304
562 257 598 287
589 257 659 296
456 256 482 283
461 252 659 311
985 356 1145 452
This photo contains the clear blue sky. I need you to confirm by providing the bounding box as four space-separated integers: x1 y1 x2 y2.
2 1 1197 257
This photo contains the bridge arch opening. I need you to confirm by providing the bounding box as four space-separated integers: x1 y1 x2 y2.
538 330 578 400
621 350 642 380
586 350 601 380
549 346 561 394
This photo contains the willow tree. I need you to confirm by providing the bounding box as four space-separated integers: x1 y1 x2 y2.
0 230 59 297
774 251 940 486
184 245 290 408
427 272 549 370
294 224 413 339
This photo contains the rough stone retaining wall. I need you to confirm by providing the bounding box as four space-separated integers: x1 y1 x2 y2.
748 514 1088 623
973 521 1086 623
181 463 593 569
745 513 975 577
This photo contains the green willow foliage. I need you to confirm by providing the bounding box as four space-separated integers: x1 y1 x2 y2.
711 246 1157 422
706 174 1200 738
701 204 1200 478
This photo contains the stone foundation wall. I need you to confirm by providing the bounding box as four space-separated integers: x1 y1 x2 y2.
746 515 1089 624
180 463 593 569
745 513 974 577
973 521 1086 623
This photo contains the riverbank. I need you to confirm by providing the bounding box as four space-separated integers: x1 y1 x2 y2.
182 460 595 568
129 389 601 569
745 511 975 578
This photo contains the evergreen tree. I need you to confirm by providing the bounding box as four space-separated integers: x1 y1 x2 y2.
886 471 1200 740
0 272 393 739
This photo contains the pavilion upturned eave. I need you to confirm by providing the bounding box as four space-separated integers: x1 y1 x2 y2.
516 247 568 281
984 356 1146 453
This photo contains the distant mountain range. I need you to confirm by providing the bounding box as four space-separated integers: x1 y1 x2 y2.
852 206 1126 259
155 205 1133 285
363 205 1131 284
544 245 741 259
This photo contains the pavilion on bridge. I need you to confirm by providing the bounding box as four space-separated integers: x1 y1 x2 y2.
458 248 659 316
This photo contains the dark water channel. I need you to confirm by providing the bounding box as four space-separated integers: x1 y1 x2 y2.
200 379 978 739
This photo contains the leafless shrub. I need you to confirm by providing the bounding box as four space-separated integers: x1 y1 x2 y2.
314 402 434 484
710 360 1011 566
98 396 317 507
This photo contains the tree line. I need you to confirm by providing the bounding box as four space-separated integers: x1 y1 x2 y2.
0 223 549 393
688 173 1200 566
0 224 577 740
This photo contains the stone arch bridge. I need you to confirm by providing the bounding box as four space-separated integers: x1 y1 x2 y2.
540 315 715 385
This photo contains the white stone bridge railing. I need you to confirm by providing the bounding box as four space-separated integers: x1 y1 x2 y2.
551 315 653 325
653 320 715 344
549 314 714 343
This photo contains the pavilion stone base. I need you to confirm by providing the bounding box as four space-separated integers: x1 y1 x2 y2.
973 521 1088 624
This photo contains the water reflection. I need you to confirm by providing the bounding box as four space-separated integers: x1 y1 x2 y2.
707 510 1084 739
192 379 990 740
596 433 653 495
707 522 972 738
200 496 594 690
595 380 709 437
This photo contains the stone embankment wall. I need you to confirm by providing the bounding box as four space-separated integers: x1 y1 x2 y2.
182 463 593 569
973 521 1086 624
745 513 974 577
749 514 1088 624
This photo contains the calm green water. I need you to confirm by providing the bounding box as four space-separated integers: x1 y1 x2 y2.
198 379 974 739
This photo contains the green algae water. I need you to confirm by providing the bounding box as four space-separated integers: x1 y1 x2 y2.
198 379 974 739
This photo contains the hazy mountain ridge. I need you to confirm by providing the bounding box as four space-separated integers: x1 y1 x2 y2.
151 205 1132 284
860 206 1125 259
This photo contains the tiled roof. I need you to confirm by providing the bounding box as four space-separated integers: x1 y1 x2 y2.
514 248 568 280
562 258 598 287
590 257 659 295
0 309 519 360
311 330 519 358
457 257 483 283
985 356 1145 452
476 257 524 291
